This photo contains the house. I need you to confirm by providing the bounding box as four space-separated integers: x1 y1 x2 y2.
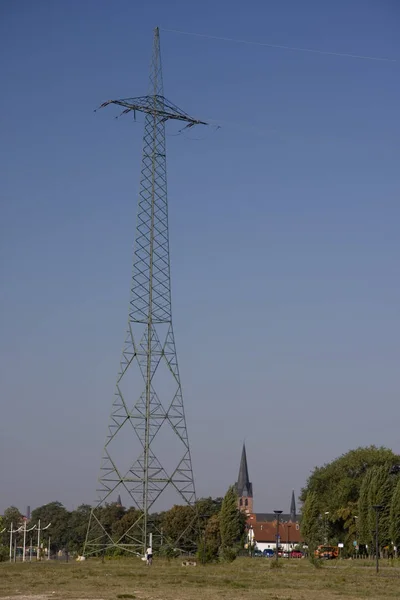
249 520 302 553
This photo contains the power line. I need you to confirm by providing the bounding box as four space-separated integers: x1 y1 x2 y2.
161 28 396 63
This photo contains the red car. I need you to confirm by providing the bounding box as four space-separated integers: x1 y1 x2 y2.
290 550 303 558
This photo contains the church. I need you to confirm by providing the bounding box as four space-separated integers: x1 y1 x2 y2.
235 444 303 552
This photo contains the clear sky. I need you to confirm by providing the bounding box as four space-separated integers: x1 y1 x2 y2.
1 0 399 515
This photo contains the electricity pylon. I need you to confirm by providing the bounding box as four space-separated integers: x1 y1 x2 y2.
84 27 207 557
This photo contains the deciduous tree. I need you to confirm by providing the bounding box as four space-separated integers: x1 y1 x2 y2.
390 479 400 552
301 446 400 544
161 505 196 552
300 491 323 554
367 464 397 548
358 468 374 547
30 501 70 552
1 506 23 547
68 504 92 553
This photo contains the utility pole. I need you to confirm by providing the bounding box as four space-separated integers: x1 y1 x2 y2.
84 27 208 557
274 511 282 563
324 511 330 545
23 521 26 562
22 520 36 562
353 515 358 558
36 520 51 561
9 522 13 563
9 523 23 563
37 520 40 561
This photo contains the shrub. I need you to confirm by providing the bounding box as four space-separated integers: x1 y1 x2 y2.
197 540 218 564
0 546 8 563
309 555 324 569
158 545 180 561
219 546 238 563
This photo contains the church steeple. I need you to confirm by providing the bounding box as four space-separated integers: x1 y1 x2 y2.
236 443 253 513
290 489 296 522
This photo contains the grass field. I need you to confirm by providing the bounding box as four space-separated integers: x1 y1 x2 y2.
1 557 400 600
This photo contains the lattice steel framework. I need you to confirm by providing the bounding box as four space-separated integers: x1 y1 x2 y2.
84 27 207 557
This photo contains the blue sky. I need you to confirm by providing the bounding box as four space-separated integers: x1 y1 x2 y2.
1 0 399 514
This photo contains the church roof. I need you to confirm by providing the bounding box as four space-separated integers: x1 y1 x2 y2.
236 443 253 497
253 513 298 523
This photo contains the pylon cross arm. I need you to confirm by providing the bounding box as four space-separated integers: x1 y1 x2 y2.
96 95 208 126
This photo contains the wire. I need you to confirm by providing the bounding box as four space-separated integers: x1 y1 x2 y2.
182 125 221 141
161 28 396 63
167 125 221 140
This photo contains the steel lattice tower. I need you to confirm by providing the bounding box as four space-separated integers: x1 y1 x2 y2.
84 27 207 557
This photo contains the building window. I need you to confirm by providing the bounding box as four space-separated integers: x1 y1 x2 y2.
239 498 243 506
245 498 248 507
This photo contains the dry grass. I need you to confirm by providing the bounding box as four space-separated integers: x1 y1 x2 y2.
1 557 400 600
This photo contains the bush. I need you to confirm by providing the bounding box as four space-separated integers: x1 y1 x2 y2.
158 545 180 561
197 540 218 564
309 555 324 569
0 546 8 563
219 546 238 563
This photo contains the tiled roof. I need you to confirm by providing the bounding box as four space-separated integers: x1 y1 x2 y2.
253 513 299 523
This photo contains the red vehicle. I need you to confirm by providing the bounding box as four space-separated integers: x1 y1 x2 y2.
290 550 303 558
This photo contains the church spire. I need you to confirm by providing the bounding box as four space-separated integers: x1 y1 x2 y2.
290 489 296 521
236 444 253 513
237 443 252 497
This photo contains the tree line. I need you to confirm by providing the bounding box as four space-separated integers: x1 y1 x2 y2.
300 445 400 556
0 485 246 562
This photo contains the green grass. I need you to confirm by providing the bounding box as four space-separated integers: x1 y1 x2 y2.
0 557 399 600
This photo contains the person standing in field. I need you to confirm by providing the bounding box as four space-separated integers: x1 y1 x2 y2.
146 546 153 566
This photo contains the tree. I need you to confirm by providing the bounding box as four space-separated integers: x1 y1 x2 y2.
30 502 70 553
219 486 244 561
205 513 221 556
1 507 23 548
161 505 196 552
196 497 223 519
358 468 374 547
390 479 400 553
112 507 142 548
300 491 323 554
301 446 400 544
68 504 92 553
367 464 397 549
197 513 221 563
0 516 7 562
301 446 400 509
335 501 358 552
